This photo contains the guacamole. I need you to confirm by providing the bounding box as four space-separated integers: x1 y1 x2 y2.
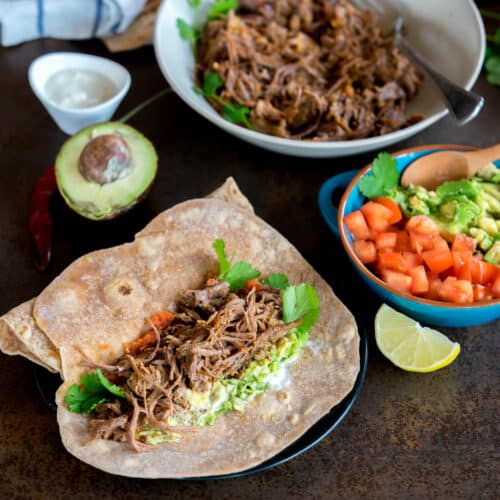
389 164 500 262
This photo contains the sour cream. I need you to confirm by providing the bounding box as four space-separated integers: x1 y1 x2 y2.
44 68 119 109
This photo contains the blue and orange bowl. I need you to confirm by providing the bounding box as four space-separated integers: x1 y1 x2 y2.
319 145 500 327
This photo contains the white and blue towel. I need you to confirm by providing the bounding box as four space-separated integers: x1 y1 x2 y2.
0 0 146 46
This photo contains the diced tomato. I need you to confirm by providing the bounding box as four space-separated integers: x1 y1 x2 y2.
245 279 261 291
432 237 451 252
470 259 498 285
492 275 500 298
452 233 476 253
409 231 436 253
422 248 454 274
408 265 429 295
426 277 443 300
124 330 157 355
380 269 413 293
406 215 440 236
378 251 405 272
353 240 377 264
402 252 423 271
375 231 397 251
451 251 472 281
395 230 411 252
343 210 371 241
149 310 175 330
360 202 393 233
373 196 403 223
472 284 493 302
439 277 474 304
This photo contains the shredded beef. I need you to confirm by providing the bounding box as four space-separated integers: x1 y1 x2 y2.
83 280 298 451
196 0 424 140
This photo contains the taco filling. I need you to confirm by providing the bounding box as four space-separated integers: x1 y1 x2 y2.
64 239 319 451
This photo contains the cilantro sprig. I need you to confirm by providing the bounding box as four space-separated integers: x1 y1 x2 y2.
481 9 500 86
209 0 238 19
213 239 261 291
176 18 200 43
65 369 125 414
262 273 289 289
195 73 252 127
282 284 320 335
358 152 399 199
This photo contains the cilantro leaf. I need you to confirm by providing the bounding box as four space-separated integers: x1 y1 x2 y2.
209 0 238 20
212 239 261 291
262 273 289 289
358 152 399 199
224 261 261 291
202 72 223 97
282 284 320 335
96 369 126 398
212 239 231 275
176 18 200 43
223 102 252 127
64 369 125 414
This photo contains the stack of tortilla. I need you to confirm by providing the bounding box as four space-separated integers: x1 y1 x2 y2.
0 178 359 478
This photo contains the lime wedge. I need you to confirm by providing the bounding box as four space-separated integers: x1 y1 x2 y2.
375 304 460 373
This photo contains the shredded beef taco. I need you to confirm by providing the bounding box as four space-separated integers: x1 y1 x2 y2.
0 178 359 477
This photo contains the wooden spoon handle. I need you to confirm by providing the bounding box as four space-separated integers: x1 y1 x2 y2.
465 144 500 175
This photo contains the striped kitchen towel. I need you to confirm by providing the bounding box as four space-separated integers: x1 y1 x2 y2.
0 0 147 46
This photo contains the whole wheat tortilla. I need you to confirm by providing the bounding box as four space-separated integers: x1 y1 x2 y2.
0 177 246 375
0 300 60 373
0 177 359 477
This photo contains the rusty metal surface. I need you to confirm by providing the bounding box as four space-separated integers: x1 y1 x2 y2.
0 5 499 497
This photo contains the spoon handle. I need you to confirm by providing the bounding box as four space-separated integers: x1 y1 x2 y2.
465 143 500 175
395 35 484 126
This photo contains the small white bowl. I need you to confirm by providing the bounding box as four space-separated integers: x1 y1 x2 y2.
29 52 131 135
154 0 485 158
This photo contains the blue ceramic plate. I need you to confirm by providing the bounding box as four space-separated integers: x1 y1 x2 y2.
34 317 368 479
319 145 500 327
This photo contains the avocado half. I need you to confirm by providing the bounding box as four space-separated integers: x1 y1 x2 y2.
55 122 158 221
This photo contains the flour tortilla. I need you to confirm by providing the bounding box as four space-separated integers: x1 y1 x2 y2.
0 177 246 375
0 177 359 477
0 299 60 372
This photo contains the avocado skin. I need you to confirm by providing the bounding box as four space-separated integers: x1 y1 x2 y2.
55 122 158 221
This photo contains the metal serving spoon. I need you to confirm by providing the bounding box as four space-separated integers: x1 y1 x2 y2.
401 144 500 190
354 0 484 125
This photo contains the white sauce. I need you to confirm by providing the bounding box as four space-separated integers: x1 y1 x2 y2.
44 69 118 109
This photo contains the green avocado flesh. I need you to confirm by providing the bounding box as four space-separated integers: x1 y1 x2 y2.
389 164 500 261
137 327 308 445
55 122 158 220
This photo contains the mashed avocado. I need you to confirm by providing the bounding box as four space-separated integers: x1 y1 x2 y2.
389 164 500 262
137 327 308 444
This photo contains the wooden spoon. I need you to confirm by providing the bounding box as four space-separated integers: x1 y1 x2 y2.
400 144 500 190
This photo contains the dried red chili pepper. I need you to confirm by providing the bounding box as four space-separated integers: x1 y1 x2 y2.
28 165 56 271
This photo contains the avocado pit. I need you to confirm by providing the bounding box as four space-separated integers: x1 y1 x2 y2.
78 134 131 185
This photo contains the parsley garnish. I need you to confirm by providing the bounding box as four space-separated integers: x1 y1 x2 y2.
282 284 320 335
262 273 289 289
176 18 200 43
194 72 252 128
65 369 125 414
209 0 238 19
212 239 261 291
358 152 399 199
188 0 201 7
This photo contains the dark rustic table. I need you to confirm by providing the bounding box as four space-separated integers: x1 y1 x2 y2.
0 5 499 498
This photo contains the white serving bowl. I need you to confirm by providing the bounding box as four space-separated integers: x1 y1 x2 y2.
154 0 485 158
29 52 131 135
